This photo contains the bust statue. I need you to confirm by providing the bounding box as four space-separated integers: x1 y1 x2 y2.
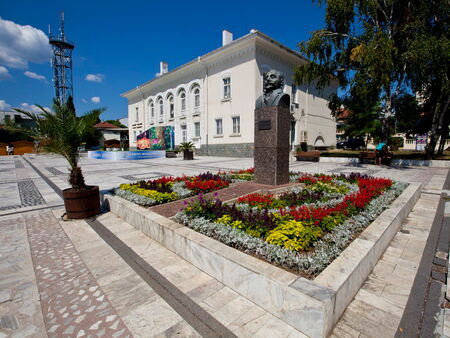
256 69 290 109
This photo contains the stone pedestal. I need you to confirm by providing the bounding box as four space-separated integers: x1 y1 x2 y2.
254 106 290 185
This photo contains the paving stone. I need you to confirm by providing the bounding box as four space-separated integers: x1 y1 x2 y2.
22 212 130 337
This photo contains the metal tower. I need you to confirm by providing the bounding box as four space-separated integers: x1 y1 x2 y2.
49 12 74 104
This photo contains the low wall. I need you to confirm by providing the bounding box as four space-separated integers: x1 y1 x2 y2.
88 150 165 160
105 182 421 337
319 156 450 168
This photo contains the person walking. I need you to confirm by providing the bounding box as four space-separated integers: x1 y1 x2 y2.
6 144 14 156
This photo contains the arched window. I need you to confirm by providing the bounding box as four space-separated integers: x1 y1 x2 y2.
168 95 174 119
194 88 200 108
158 97 164 118
149 101 154 120
180 92 186 112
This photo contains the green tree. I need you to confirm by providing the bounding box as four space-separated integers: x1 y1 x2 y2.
13 97 104 190
105 119 126 128
295 0 449 158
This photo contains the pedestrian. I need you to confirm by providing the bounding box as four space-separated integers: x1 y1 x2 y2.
34 139 40 154
6 144 14 156
375 142 386 165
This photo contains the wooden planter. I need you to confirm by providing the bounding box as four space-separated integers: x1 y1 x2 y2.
165 151 178 158
183 150 194 160
62 185 101 219
294 151 320 162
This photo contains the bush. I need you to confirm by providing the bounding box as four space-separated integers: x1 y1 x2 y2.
389 136 404 150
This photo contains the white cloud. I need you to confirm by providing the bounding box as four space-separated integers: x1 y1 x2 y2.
0 99 12 111
19 102 41 113
24 70 46 81
0 66 11 79
91 96 100 103
81 98 87 103
0 17 52 69
85 73 104 83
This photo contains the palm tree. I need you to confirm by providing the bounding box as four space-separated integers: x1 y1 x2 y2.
14 97 103 190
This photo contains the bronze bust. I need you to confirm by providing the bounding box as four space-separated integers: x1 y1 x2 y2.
256 69 290 108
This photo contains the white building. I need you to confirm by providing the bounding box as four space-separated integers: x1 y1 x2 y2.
121 30 337 157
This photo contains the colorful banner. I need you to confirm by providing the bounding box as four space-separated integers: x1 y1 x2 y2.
137 126 174 150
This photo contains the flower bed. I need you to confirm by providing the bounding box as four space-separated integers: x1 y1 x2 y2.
217 167 255 182
176 172 407 277
114 172 231 207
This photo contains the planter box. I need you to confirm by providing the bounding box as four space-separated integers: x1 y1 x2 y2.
165 151 178 158
294 151 320 162
104 182 421 337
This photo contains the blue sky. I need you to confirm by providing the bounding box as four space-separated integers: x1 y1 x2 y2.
0 0 326 121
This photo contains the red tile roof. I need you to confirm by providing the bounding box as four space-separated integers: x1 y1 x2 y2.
94 121 119 129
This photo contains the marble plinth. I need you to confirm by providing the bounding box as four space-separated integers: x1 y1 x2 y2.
254 106 290 185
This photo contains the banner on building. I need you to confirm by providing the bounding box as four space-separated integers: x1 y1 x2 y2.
137 126 174 150
415 134 427 151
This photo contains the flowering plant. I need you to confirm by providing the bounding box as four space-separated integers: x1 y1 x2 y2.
181 172 394 252
115 171 231 206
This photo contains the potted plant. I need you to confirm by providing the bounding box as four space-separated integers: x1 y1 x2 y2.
176 141 195 160
14 97 104 219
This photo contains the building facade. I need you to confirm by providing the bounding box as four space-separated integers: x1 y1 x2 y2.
122 30 337 157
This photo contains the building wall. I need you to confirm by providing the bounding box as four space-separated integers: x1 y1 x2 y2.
255 43 337 149
101 130 121 141
125 33 336 154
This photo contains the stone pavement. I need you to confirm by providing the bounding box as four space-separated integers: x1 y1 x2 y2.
0 153 449 337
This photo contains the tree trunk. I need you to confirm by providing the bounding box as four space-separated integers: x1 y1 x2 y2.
425 97 443 160
437 96 450 155
69 167 86 190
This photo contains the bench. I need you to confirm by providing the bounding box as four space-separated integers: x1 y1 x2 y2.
359 151 393 165
294 151 320 162
359 151 376 164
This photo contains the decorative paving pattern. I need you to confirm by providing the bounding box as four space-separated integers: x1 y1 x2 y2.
14 159 25 168
119 171 168 182
45 167 65 175
24 212 131 338
328 167 380 176
0 180 45 211
18 179 45 207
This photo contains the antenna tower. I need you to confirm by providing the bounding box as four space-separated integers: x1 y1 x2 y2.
49 11 74 104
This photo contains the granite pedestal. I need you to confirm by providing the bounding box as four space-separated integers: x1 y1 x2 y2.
254 106 290 185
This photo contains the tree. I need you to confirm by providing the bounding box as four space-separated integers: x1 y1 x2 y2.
295 0 449 158
402 1 449 158
105 119 126 128
13 97 104 190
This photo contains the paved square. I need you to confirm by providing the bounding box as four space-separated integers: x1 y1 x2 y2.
0 153 448 337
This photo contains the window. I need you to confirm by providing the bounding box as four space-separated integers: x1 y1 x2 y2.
150 101 154 119
194 88 200 108
169 96 174 119
194 122 200 137
133 131 137 141
216 119 223 135
135 107 139 121
180 92 186 112
158 98 164 118
291 84 297 103
232 116 240 134
223 77 231 99
181 124 187 142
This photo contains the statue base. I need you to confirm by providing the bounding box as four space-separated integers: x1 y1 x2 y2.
254 106 290 186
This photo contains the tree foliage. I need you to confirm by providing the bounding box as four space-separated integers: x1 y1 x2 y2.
13 97 104 189
295 0 449 158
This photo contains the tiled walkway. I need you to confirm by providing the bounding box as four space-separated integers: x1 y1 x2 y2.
24 211 131 337
331 192 441 337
